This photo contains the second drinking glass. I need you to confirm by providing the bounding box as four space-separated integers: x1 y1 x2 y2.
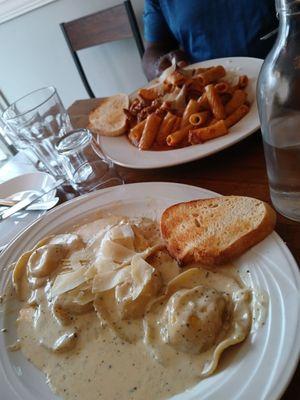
56 129 124 193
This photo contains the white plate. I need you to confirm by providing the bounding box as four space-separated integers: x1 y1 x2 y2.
0 182 299 400
98 57 263 169
0 172 58 249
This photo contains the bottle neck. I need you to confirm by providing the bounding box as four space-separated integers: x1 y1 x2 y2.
277 1 300 37
276 0 300 13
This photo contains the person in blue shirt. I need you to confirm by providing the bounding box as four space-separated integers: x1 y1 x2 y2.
142 0 278 80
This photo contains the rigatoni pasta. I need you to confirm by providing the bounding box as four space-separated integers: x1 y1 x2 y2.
156 112 178 145
189 120 228 144
205 84 226 120
225 90 247 116
128 119 146 146
196 65 226 85
215 81 230 94
197 92 210 110
139 113 162 150
123 63 251 151
172 116 182 132
225 104 250 128
238 75 249 89
166 125 191 147
181 99 200 127
189 111 209 127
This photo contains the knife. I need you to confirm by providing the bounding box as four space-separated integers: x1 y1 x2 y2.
0 179 65 221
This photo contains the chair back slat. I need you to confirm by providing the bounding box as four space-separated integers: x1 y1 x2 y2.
64 4 132 51
60 1 144 98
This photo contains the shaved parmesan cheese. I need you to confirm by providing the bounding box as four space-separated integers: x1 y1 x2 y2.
131 256 155 300
115 256 161 319
94 258 120 273
138 243 164 260
154 57 177 86
161 86 181 103
84 265 97 280
109 224 135 250
88 226 116 253
99 238 136 264
68 248 92 269
170 85 187 112
92 266 131 293
140 58 176 93
93 222 161 271
131 226 149 252
51 267 87 298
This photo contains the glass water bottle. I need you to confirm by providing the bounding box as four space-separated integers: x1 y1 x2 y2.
257 0 300 221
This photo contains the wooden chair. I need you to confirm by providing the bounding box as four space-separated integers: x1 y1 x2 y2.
60 1 144 98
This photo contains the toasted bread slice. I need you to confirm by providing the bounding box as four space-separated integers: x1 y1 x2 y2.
161 196 276 266
88 94 129 137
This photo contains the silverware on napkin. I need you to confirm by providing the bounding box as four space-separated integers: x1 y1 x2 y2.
0 197 59 211
0 179 64 221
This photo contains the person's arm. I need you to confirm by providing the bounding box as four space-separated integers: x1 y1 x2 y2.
142 0 189 81
142 41 188 81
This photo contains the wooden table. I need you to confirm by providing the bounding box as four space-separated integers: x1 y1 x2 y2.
68 99 300 399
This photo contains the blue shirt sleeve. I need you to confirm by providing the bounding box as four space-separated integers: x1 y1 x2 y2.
143 0 176 43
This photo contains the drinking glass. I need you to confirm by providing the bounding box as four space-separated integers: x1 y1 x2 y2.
0 119 43 168
56 129 124 193
2 87 72 178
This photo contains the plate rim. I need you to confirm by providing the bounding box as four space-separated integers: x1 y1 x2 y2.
98 56 263 169
267 232 300 400
0 181 300 400
0 171 56 193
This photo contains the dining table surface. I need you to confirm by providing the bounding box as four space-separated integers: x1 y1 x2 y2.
0 97 298 399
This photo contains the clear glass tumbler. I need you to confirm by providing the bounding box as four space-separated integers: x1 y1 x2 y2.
56 129 124 193
2 87 72 178
0 118 43 168
257 0 300 221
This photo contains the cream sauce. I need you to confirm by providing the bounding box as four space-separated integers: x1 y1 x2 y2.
18 310 201 400
14 216 255 400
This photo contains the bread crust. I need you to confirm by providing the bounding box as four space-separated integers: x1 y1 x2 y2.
88 94 129 137
160 196 276 266
87 122 128 137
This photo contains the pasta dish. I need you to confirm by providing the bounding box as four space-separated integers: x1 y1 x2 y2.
125 64 250 151
12 214 254 400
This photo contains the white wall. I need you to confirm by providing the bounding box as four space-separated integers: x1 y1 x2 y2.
0 0 147 108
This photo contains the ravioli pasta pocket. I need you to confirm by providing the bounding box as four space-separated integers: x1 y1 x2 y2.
12 215 254 400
